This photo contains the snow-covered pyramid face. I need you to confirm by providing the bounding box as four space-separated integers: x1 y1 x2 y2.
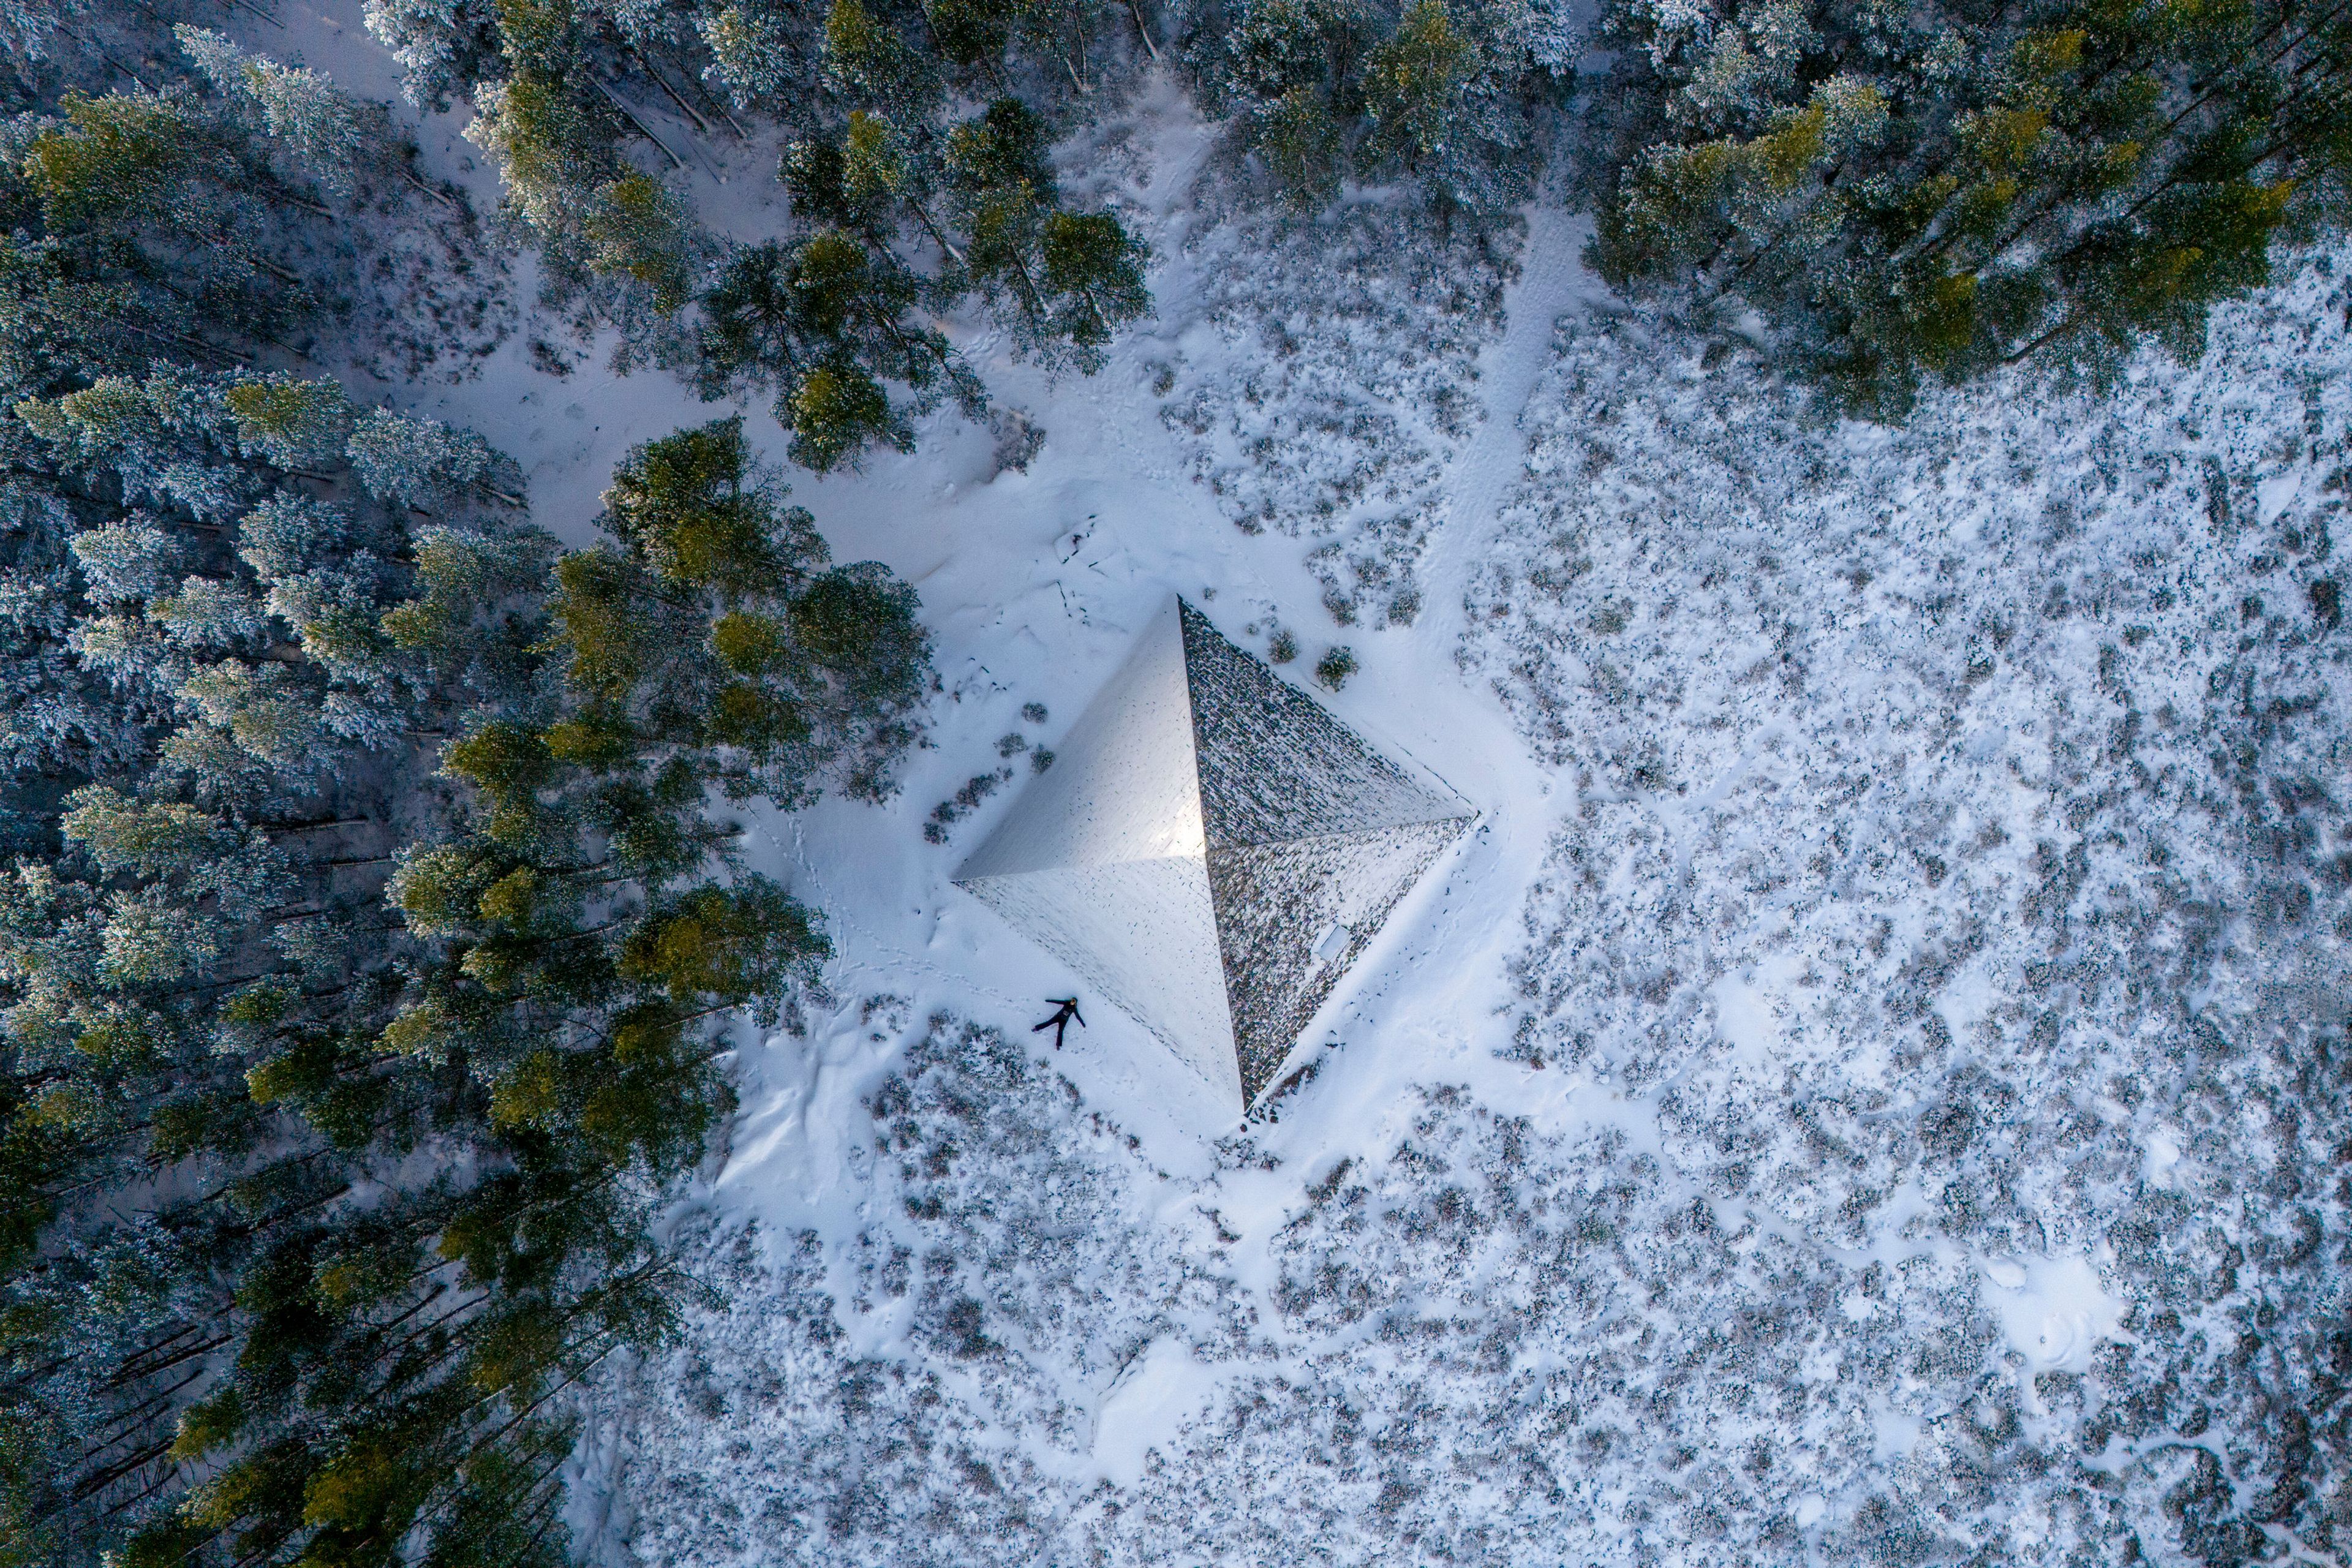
954 598 1474 1109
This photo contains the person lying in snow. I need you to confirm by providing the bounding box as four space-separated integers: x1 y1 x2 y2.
1033 997 1084 1049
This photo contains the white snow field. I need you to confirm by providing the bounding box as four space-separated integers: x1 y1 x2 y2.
220 5 2352 1559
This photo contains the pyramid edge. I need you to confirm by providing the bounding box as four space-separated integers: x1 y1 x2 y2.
1216 814 1474 1107
951 597 1205 883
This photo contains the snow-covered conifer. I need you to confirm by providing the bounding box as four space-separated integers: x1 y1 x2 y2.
235 491 355 581
20 91 200 227
0 0 74 61
264 559 399 688
159 720 276 802
584 173 700 311
698 2 803 108
223 374 355 467
178 660 332 769
361 0 496 110
343 409 492 508
1362 1 1476 164
59 787 236 878
1591 0 2352 407
238 51 364 189
1253 88 1342 207
379 524 557 663
96 886 222 985
68 521 180 603
148 578 268 648
67 614 182 697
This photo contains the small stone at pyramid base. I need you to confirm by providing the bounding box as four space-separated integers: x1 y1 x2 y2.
954 596 1475 1111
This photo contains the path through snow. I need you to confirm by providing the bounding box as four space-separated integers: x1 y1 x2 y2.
1439 206 1605 571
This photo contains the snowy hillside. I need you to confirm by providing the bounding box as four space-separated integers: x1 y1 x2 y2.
200 4 2352 1558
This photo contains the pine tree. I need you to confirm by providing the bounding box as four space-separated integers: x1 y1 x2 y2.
176 27 373 194
583 172 699 312
696 227 971 472
1362 0 1475 168
21 91 198 228
355 0 1162 469
1254 86 1344 207
343 409 496 508
2 79 338 368
1194 0 1576 206
224 374 356 467
0 65 933 1547
945 98 1152 367
4 388 925 1568
540 415 930 801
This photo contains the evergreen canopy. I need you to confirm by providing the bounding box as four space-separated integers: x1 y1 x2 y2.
1589 0 2352 412
0 18 930 1564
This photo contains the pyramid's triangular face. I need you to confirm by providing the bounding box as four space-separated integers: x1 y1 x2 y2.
956 598 1473 1108
1177 603 1472 846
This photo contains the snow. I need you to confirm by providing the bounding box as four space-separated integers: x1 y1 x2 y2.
1981 1253 2126 1376
1087 1336 1238 1488
1708 970 1781 1060
213 4 2352 1559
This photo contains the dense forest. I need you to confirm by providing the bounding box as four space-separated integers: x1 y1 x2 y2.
361 0 2352 428
0 11 928 1564
2 0 2348 1559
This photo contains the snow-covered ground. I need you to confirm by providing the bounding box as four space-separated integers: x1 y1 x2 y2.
216 8 2352 1559
567 250 2348 1566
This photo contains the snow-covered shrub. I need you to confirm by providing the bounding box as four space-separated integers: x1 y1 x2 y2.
1157 198 1510 624
1464 256 2352 1561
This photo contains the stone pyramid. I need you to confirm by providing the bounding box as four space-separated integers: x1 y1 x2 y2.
954 597 1474 1107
